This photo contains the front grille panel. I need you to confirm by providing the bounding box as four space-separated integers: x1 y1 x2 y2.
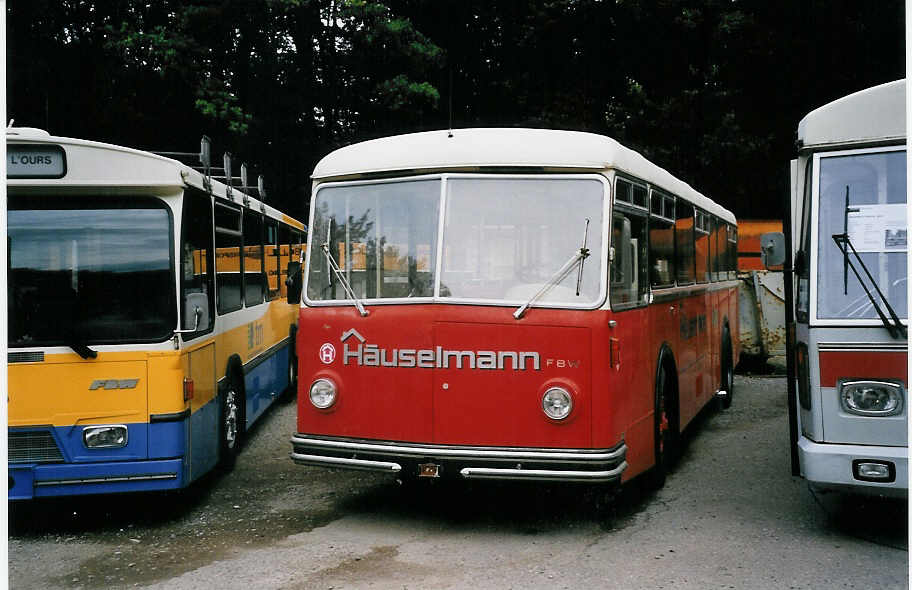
8 351 45 363
9 430 65 463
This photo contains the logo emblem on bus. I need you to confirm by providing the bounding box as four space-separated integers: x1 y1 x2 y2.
319 343 336 364
336 328 541 371
89 379 140 390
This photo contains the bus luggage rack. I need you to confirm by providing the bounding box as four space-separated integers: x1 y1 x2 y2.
9 431 65 464
152 136 268 208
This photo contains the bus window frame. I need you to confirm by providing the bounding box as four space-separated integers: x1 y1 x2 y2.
303 173 610 311
808 144 907 326
265 217 280 301
243 209 266 307
180 187 215 340
610 175 650 311
648 188 676 289
7 194 177 347
695 209 711 284
215 200 244 315
674 199 696 286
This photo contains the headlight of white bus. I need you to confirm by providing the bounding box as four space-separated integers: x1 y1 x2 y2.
839 380 903 416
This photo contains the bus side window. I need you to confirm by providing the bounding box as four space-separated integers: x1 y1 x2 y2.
695 210 710 283
278 224 291 298
675 200 695 285
708 216 717 282
265 218 279 300
610 212 648 309
215 203 243 314
244 211 265 306
610 180 649 310
649 190 675 288
181 189 214 336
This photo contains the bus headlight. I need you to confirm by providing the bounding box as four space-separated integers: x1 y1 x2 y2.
839 380 903 416
83 425 128 449
310 378 337 409
542 387 573 420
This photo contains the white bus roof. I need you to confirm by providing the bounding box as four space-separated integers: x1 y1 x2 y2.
6 127 304 228
312 128 735 224
798 79 906 148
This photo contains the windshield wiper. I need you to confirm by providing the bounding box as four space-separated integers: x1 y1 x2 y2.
321 242 369 317
833 187 906 339
514 218 591 320
66 336 98 360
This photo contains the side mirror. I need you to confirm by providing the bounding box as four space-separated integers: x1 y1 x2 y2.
286 261 303 304
761 232 786 268
177 292 210 335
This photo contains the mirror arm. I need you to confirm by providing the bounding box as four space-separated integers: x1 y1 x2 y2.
174 306 202 335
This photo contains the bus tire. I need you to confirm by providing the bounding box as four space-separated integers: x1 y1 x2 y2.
280 327 298 404
648 357 679 489
720 329 734 410
218 375 243 471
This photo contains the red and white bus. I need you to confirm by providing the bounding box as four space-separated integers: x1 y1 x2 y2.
770 80 907 497
289 128 739 487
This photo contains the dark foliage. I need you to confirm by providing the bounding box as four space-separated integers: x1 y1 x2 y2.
7 1 904 220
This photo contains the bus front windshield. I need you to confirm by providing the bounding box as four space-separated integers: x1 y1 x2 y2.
816 149 907 320
8 197 176 347
306 176 605 308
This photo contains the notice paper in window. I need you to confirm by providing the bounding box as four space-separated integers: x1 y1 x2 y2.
846 203 907 252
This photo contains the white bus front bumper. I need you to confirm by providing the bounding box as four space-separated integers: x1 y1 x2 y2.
798 436 907 498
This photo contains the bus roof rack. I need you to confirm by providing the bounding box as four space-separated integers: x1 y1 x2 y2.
155 136 268 205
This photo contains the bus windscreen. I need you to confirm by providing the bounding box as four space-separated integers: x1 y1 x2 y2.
8 197 176 347
815 150 907 320
306 176 604 308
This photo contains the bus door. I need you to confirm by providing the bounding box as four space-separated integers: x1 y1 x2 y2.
179 189 218 480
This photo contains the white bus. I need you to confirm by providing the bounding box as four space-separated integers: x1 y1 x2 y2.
7 128 306 499
769 80 907 497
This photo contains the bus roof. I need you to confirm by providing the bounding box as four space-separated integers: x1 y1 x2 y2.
6 127 306 230
312 128 735 224
798 79 905 149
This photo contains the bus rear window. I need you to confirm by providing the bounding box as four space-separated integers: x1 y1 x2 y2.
8 196 175 346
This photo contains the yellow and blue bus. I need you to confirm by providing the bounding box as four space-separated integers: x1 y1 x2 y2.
7 127 306 499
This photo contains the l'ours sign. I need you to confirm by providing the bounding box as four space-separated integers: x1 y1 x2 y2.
8 144 67 178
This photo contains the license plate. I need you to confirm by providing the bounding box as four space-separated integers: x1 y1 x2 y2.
418 463 440 478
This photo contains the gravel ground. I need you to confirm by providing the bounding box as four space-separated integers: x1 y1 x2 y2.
8 376 908 589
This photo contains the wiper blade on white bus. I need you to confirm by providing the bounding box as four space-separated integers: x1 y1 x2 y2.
832 233 906 339
514 218 591 320
833 187 906 339
321 242 369 317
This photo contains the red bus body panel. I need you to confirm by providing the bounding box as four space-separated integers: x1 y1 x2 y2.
818 350 907 388
299 306 608 449
296 283 738 483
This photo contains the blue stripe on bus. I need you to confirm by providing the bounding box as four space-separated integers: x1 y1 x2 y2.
55 423 150 463
9 341 292 499
189 393 220 483
244 342 290 428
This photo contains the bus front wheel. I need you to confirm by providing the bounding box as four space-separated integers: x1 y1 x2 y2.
219 378 242 470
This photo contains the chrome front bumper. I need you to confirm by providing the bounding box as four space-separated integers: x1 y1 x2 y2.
290 434 627 483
